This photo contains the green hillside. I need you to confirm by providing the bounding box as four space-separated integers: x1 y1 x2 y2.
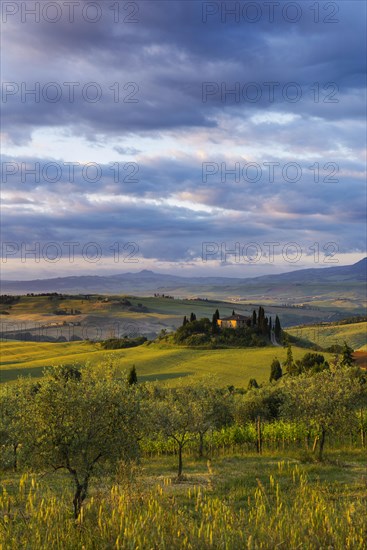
2 295 364 386
0 294 362 345
0 340 323 387
287 321 367 351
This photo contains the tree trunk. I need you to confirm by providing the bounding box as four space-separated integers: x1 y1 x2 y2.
13 443 18 472
73 484 83 519
73 480 88 519
312 435 319 453
199 432 204 458
318 427 326 461
69 455 101 519
256 416 262 454
360 409 365 448
178 444 183 478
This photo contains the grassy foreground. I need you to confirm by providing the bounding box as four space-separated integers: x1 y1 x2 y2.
0 340 330 386
1 451 366 549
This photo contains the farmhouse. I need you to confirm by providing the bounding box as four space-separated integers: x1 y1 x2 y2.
217 314 251 329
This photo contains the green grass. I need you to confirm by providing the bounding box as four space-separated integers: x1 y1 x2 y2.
287 321 367 350
2 295 364 385
1 295 237 318
1 449 366 549
0 340 331 386
3 448 365 500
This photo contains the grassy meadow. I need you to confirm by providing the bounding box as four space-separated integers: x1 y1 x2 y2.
2 293 365 385
1 450 366 549
0 339 322 385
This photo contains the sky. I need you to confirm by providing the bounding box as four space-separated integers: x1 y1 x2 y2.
1 0 366 279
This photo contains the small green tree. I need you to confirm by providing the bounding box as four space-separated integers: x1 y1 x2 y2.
248 378 259 389
153 386 197 478
234 386 283 424
190 380 232 457
128 365 138 385
295 353 329 374
269 358 282 382
340 342 355 367
48 364 82 382
284 345 296 375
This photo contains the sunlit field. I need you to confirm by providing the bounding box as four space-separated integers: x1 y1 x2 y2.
0 339 332 385
1 451 366 549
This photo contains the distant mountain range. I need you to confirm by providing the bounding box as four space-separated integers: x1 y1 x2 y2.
1 258 366 298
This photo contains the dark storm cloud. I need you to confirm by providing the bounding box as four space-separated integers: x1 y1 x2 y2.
2 0 366 143
1 193 364 265
2 149 365 210
1 0 365 272
2 150 365 260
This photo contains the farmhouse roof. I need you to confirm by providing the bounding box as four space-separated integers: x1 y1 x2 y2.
220 314 250 321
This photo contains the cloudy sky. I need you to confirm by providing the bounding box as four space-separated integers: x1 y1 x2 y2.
1 0 366 279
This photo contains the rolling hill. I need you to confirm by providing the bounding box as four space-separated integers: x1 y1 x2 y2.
287 321 367 351
0 339 331 386
1 259 366 303
1 293 364 345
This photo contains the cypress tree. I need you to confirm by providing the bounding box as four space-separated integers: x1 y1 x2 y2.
257 306 265 333
274 315 282 340
252 309 257 326
212 313 219 333
284 345 295 374
212 309 220 333
128 365 138 385
269 358 282 382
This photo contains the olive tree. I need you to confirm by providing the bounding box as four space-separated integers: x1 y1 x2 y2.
0 380 35 471
281 367 366 460
234 386 284 453
153 386 197 478
29 367 140 518
190 382 233 457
